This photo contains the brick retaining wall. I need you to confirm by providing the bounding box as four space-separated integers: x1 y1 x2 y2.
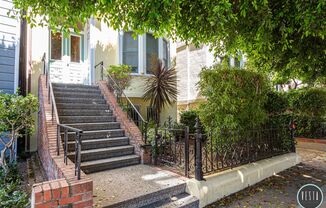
98 81 151 164
31 75 93 208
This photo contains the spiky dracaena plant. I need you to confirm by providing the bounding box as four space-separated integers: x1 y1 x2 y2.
143 59 177 124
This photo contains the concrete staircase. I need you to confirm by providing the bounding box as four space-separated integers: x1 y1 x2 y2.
52 83 140 174
111 183 199 208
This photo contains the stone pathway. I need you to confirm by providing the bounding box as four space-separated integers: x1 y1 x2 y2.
206 148 326 208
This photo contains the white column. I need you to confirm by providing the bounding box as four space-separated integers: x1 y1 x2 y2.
89 17 96 84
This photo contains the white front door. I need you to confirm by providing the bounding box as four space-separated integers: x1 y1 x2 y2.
49 31 88 84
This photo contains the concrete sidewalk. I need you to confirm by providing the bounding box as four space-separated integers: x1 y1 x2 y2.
90 165 190 207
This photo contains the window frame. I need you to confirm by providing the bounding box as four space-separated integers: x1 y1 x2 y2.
50 31 63 61
69 34 83 63
119 31 170 76
122 31 140 74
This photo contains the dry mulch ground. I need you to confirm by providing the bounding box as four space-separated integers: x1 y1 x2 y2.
206 148 326 208
17 153 47 195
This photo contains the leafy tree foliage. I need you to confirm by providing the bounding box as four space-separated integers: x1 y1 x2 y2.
0 93 38 170
12 0 325 83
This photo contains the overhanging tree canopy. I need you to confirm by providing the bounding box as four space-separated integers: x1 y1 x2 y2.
12 0 325 82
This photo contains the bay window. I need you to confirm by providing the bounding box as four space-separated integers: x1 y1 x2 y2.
119 32 170 75
122 32 139 73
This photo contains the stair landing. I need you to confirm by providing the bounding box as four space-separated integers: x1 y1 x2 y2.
90 165 198 208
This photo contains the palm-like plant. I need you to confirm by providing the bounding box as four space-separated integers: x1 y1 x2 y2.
143 59 178 124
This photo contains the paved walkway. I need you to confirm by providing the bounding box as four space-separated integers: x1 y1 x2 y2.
207 148 326 208
89 164 187 207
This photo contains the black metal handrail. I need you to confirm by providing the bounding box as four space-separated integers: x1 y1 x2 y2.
42 53 83 180
95 62 149 144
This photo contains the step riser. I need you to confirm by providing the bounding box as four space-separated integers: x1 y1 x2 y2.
67 139 129 151
56 104 109 110
66 130 125 140
65 123 120 131
81 157 140 174
106 184 187 208
69 147 134 162
54 92 103 99
55 98 106 104
52 84 99 89
58 110 113 116
53 88 101 94
60 117 116 124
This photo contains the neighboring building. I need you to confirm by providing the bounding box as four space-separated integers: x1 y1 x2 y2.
175 42 246 118
1 10 177 152
0 0 21 94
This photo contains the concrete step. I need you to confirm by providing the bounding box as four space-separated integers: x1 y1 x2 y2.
64 122 120 131
55 97 106 104
53 87 101 94
54 91 103 99
68 145 135 162
105 183 187 208
56 103 109 110
65 129 125 140
60 115 116 124
142 193 199 208
67 137 130 151
58 109 113 116
81 155 140 173
52 83 99 89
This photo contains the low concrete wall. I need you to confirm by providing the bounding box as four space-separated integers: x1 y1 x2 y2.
186 153 301 208
296 137 326 152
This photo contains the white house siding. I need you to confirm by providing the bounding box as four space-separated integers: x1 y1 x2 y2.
176 43 218 105
0 0 19 94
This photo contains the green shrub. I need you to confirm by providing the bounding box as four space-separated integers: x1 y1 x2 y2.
198 65 269 132
0 163 30 208
106 65 132 90
179 110 198 133
286 88 326 138
0 93 38 169
287 87 326 118
264 91 289 115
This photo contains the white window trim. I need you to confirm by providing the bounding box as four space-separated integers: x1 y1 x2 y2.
14 13 21 93
119 31 170 76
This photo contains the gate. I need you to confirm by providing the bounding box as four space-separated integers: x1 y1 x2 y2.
153 125 194 177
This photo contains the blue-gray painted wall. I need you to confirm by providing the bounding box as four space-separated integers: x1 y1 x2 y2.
0 0 19 94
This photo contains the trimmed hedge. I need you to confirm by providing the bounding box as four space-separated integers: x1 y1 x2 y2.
198 65 269 131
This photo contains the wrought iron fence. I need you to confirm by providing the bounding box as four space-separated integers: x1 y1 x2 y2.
153 125 193 177
153 118 296 180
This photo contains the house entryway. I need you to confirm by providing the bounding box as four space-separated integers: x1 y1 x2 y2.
49 31 89 84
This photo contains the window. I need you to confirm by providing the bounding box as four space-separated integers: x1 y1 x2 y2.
123 32 139 73
163 39 169 68
70 35 81 63
128 104 141 126
146 33 158 74
147 106 158 122
119 32 170 74
50 32 62 60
